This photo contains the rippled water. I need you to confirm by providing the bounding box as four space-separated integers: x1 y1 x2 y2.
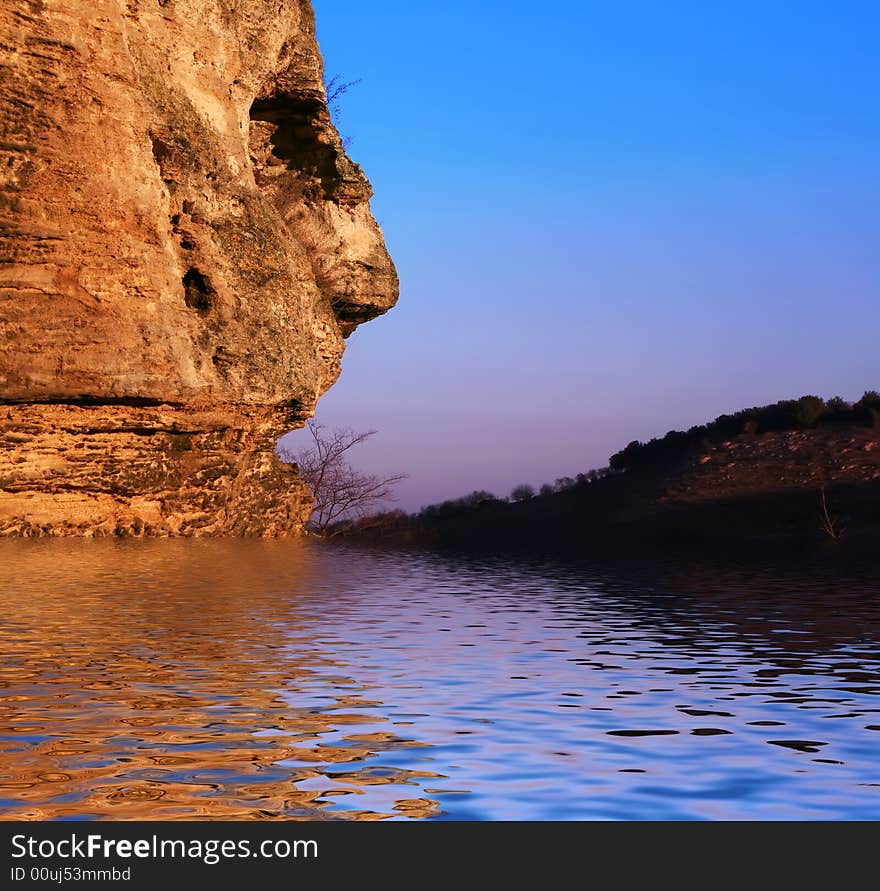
0 540 879 820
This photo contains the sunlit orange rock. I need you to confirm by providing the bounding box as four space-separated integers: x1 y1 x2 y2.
0 0 397 535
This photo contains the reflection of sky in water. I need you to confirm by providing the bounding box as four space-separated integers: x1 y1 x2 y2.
0 539 879 820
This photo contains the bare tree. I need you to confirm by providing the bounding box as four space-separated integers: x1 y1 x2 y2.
819 487 844 542
279 420 406 535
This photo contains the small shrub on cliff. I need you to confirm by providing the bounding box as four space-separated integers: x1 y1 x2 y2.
324 74 361 148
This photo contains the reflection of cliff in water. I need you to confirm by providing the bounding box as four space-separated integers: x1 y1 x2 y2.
0 541 440 820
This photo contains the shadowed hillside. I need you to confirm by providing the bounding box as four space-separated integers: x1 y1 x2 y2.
332 393 880 556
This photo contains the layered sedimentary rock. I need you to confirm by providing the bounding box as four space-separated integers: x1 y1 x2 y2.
0 0 397 535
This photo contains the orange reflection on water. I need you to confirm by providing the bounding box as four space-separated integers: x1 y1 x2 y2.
0 540 440 820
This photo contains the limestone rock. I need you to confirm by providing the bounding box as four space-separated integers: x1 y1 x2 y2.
0 0 398 535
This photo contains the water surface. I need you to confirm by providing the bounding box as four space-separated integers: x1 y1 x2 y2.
0 540 878 820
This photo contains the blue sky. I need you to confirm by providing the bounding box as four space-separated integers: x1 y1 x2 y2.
282 1 880 511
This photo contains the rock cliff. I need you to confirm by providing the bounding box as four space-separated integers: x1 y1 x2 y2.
0 0 398 535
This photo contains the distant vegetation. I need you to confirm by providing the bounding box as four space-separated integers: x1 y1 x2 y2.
331 470 619 537
609 391 880 472
417 469 619 521
325 391 880 540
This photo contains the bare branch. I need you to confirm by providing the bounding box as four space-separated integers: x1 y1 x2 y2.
819 486 844 542
323 73 362 142
324 74 362 108
279 420 406 535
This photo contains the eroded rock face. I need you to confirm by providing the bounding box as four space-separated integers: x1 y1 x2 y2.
0 0 397 535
